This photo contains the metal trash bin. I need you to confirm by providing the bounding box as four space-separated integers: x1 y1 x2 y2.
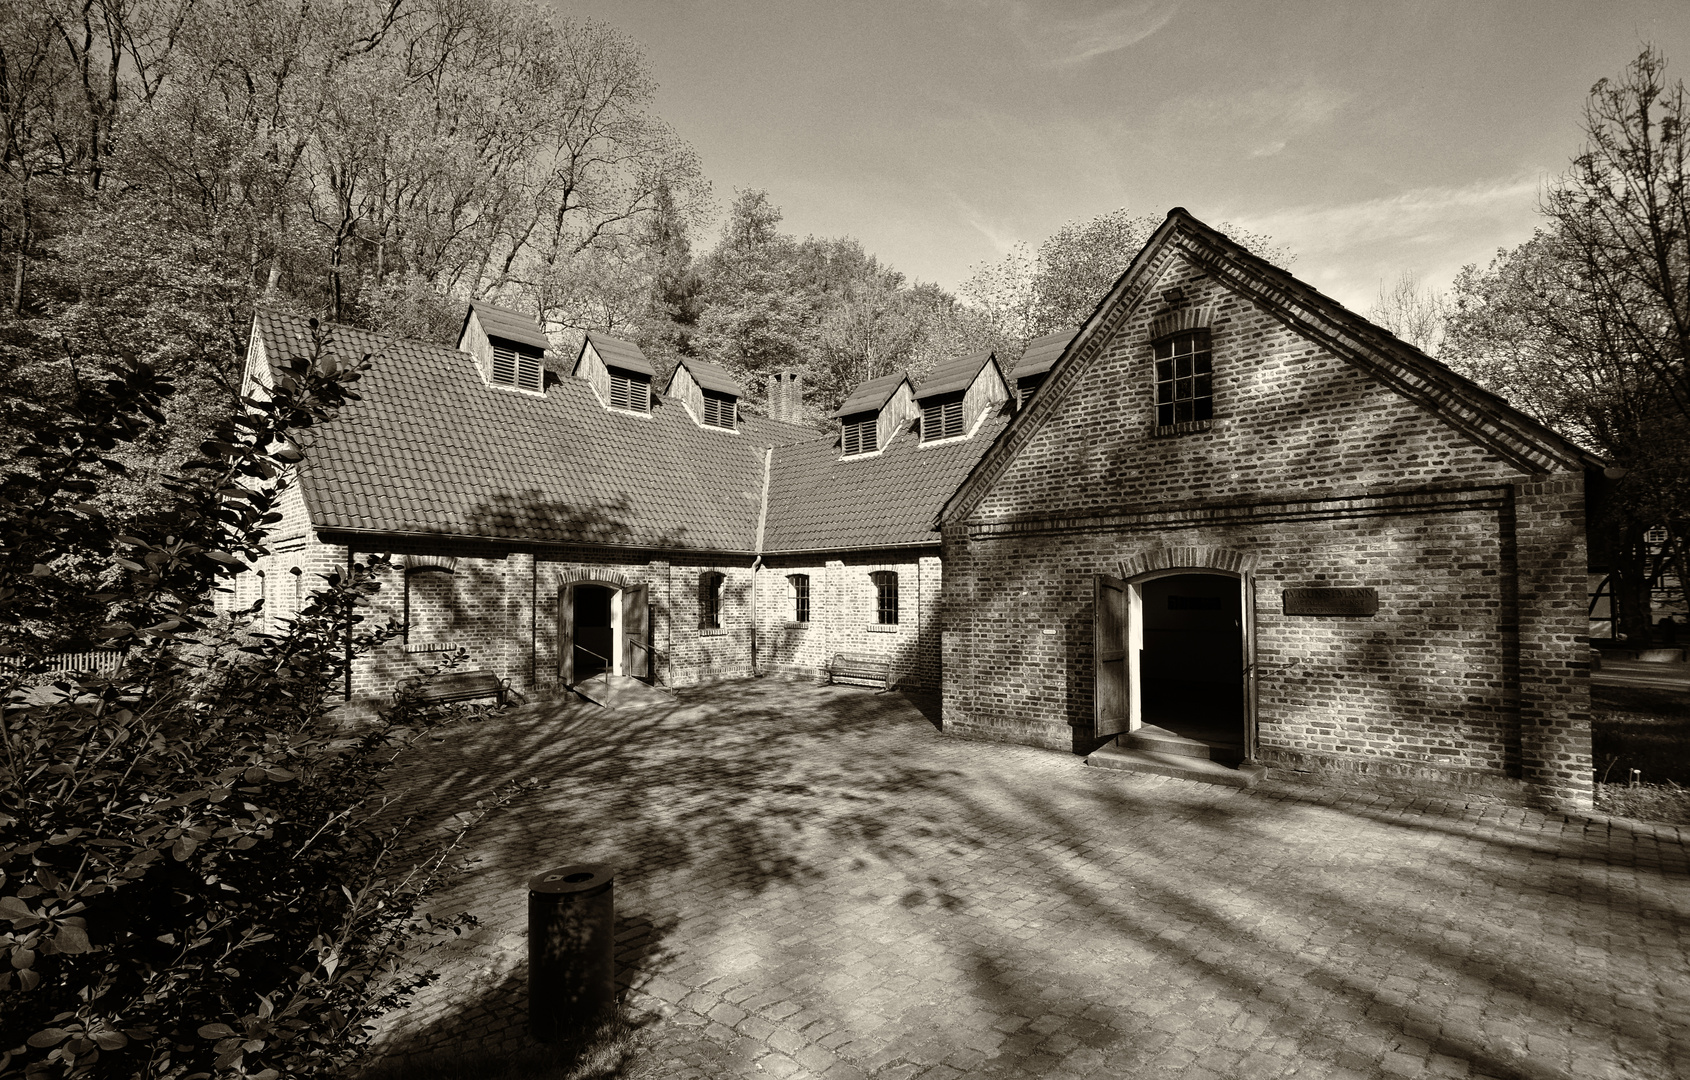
528 863 615 1042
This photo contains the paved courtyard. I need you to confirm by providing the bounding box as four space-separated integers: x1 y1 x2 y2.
369 680 1690 1079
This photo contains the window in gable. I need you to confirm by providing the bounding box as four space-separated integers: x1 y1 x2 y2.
920 392 965 442
609 366 652 412
841 412 877 456
702 389 737 429
789 574 810 623
1153 331 1213 429
872 570 898 625
491 341 544 393
700 571 724 629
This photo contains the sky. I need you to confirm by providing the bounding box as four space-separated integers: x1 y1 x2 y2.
556 0 1690 313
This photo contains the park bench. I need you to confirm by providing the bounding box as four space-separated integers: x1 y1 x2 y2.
406 669 509 707
828 652 892 692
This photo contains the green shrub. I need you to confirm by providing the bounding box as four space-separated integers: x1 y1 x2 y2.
1 328 513 1078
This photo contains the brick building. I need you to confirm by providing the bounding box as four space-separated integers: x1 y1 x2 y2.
941 210 1599 809
234 208 1599 808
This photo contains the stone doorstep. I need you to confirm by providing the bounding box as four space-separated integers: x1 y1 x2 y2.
569 674 678 711
1084 742 1267 788
1124 724 1236 761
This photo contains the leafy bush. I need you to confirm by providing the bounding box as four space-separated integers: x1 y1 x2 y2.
1 328 508 1078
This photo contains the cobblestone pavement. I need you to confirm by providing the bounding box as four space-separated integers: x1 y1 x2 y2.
368 680 1690 1079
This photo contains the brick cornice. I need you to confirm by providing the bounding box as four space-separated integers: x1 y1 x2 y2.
965 484 1511 541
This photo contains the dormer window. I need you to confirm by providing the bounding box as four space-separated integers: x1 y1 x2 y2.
492 342 544 393
609 367 651 412
660 355 742 430
702 389 736 429
458 300 551 395
841 412 877 456
920 392 965 442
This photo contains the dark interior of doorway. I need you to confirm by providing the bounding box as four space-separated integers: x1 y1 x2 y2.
574 585 613 678
1140 573 1243 761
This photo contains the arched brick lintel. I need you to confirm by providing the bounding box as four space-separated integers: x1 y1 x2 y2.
557 571 631 589
1147 304 1215 342
1116 545 1257 580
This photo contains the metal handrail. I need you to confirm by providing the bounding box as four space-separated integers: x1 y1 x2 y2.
572 644 613 706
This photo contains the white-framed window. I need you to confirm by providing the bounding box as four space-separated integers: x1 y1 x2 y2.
700 571 724 629
872 571 898 625
788 574 810 623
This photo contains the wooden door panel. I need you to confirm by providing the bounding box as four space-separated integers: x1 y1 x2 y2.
558 583 575 685
1095 573 1130 738
622 583 650 678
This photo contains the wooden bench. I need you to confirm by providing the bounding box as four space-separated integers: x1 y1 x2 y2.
406 669 508 707
828 653 892 692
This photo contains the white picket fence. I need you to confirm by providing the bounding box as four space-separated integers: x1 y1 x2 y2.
0 649 124 674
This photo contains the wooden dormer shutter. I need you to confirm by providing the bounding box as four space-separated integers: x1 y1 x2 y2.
609 367 651 411
492 342 544 392
702 390 736 429
921 393 965 441
841 413 877 456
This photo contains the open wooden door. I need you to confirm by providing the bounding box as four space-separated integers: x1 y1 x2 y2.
621 583 650 678
557 583 575 685
1095 573 1130 739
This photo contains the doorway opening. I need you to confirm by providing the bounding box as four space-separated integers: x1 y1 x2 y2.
574 585 614 678
1138 573 1244 761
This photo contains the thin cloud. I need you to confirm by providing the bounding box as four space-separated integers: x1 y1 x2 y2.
965 0 1183 65
1226 175 1549 310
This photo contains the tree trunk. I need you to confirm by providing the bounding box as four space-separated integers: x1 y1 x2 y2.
11 202 27 319
1611 540 1654 644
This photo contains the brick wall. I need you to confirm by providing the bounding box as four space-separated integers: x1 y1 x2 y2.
943 249 1593 808
754 552 942 690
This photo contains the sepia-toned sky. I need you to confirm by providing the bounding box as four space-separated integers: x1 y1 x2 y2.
556 0 1690 312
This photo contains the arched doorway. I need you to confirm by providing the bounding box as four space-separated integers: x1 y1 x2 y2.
574 584 614 678
1138 572 1244 762
556 579 650 687
1095 560 1255 767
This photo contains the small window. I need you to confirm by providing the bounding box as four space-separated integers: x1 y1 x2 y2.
872 571 898 625
789 574 810 623
702 390 736 429
841 413 877 456
492 342 544 393
920 393 965 442
1154 332 1212 428
609 367 651 412
700 571 724 629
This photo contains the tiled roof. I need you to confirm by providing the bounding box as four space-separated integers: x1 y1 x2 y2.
831 373 910 418
466 301 551 351
255 309 819 551
761 408 1012 552
584 331 655 376
675 356 744 396
916 350 993 398
1013 330 1077 378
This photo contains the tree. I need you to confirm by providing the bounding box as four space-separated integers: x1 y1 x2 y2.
0 328 530 1078
1444 46 1690 642
1368 271 1447 356
960 207 1292 345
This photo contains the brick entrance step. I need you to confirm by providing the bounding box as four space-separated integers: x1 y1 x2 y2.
1085 726 1266 788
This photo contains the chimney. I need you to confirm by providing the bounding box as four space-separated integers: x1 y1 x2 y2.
769 371 800 423
785 372 801 423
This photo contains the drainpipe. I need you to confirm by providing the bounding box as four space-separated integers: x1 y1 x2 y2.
751 555 762 675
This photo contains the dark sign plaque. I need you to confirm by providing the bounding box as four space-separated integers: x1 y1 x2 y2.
1283 587 1379 616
